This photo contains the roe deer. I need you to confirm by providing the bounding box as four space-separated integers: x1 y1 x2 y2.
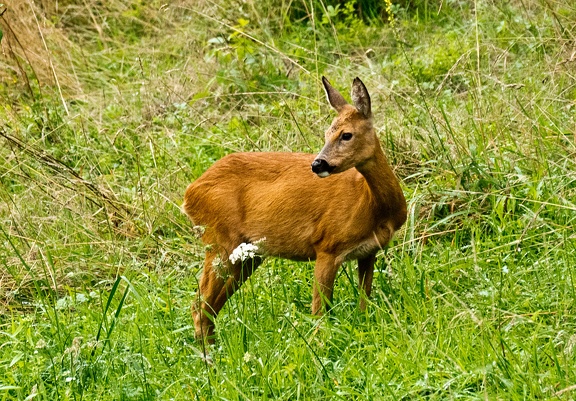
183 77 407 343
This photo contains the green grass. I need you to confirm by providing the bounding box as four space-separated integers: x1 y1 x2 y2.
1 0 576 399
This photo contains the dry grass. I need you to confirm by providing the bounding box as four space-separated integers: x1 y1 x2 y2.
0 1 81 97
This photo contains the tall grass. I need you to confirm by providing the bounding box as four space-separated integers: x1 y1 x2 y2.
1 0 575 399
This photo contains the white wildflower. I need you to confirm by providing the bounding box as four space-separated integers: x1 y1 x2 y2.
502 265 509 274
192 225 206 238
75 293 88 303
253 237 267 245
211 256 223 269
229 243 259 264
64 337 82 357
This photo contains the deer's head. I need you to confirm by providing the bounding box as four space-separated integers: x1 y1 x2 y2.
312 77 377 178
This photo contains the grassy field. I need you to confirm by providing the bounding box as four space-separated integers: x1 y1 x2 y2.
1 0 575 399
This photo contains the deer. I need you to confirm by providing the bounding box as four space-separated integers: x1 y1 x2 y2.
183 77 407 343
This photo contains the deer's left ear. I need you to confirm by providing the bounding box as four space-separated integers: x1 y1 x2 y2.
322 76 349 112
351 77 371 118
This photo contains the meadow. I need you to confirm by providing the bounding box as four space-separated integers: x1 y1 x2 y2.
1 0 575 399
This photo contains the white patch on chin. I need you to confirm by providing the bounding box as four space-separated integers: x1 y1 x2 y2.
317 171 330 178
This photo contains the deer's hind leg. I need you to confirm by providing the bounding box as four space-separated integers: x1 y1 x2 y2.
214 255 263 308
193 240 263 343
193 248 229 343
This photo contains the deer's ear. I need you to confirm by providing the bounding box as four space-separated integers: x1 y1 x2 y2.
322 76 349 112
351 77 372 118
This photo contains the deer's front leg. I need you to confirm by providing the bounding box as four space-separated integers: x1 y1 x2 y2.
358 254 376 311
312 253 339 314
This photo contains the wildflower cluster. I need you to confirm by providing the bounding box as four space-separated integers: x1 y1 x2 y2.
229 242 259 264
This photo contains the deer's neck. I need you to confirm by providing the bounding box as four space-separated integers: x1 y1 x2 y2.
356 145 407 230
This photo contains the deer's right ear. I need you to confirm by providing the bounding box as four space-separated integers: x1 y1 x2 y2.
351 77 371 118
322 76 348 112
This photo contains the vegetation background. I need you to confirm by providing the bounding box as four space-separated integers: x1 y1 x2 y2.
1 0 575 399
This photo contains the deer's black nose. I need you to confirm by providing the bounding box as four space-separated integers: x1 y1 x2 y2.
311 159 328 173
311 159 333 177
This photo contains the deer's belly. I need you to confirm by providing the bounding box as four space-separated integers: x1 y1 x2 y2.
339 225 394 263
343 238 380 261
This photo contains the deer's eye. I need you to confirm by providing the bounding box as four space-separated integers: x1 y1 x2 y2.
341 133 353 141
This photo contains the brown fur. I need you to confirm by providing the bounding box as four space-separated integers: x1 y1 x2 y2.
183 77 407 342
